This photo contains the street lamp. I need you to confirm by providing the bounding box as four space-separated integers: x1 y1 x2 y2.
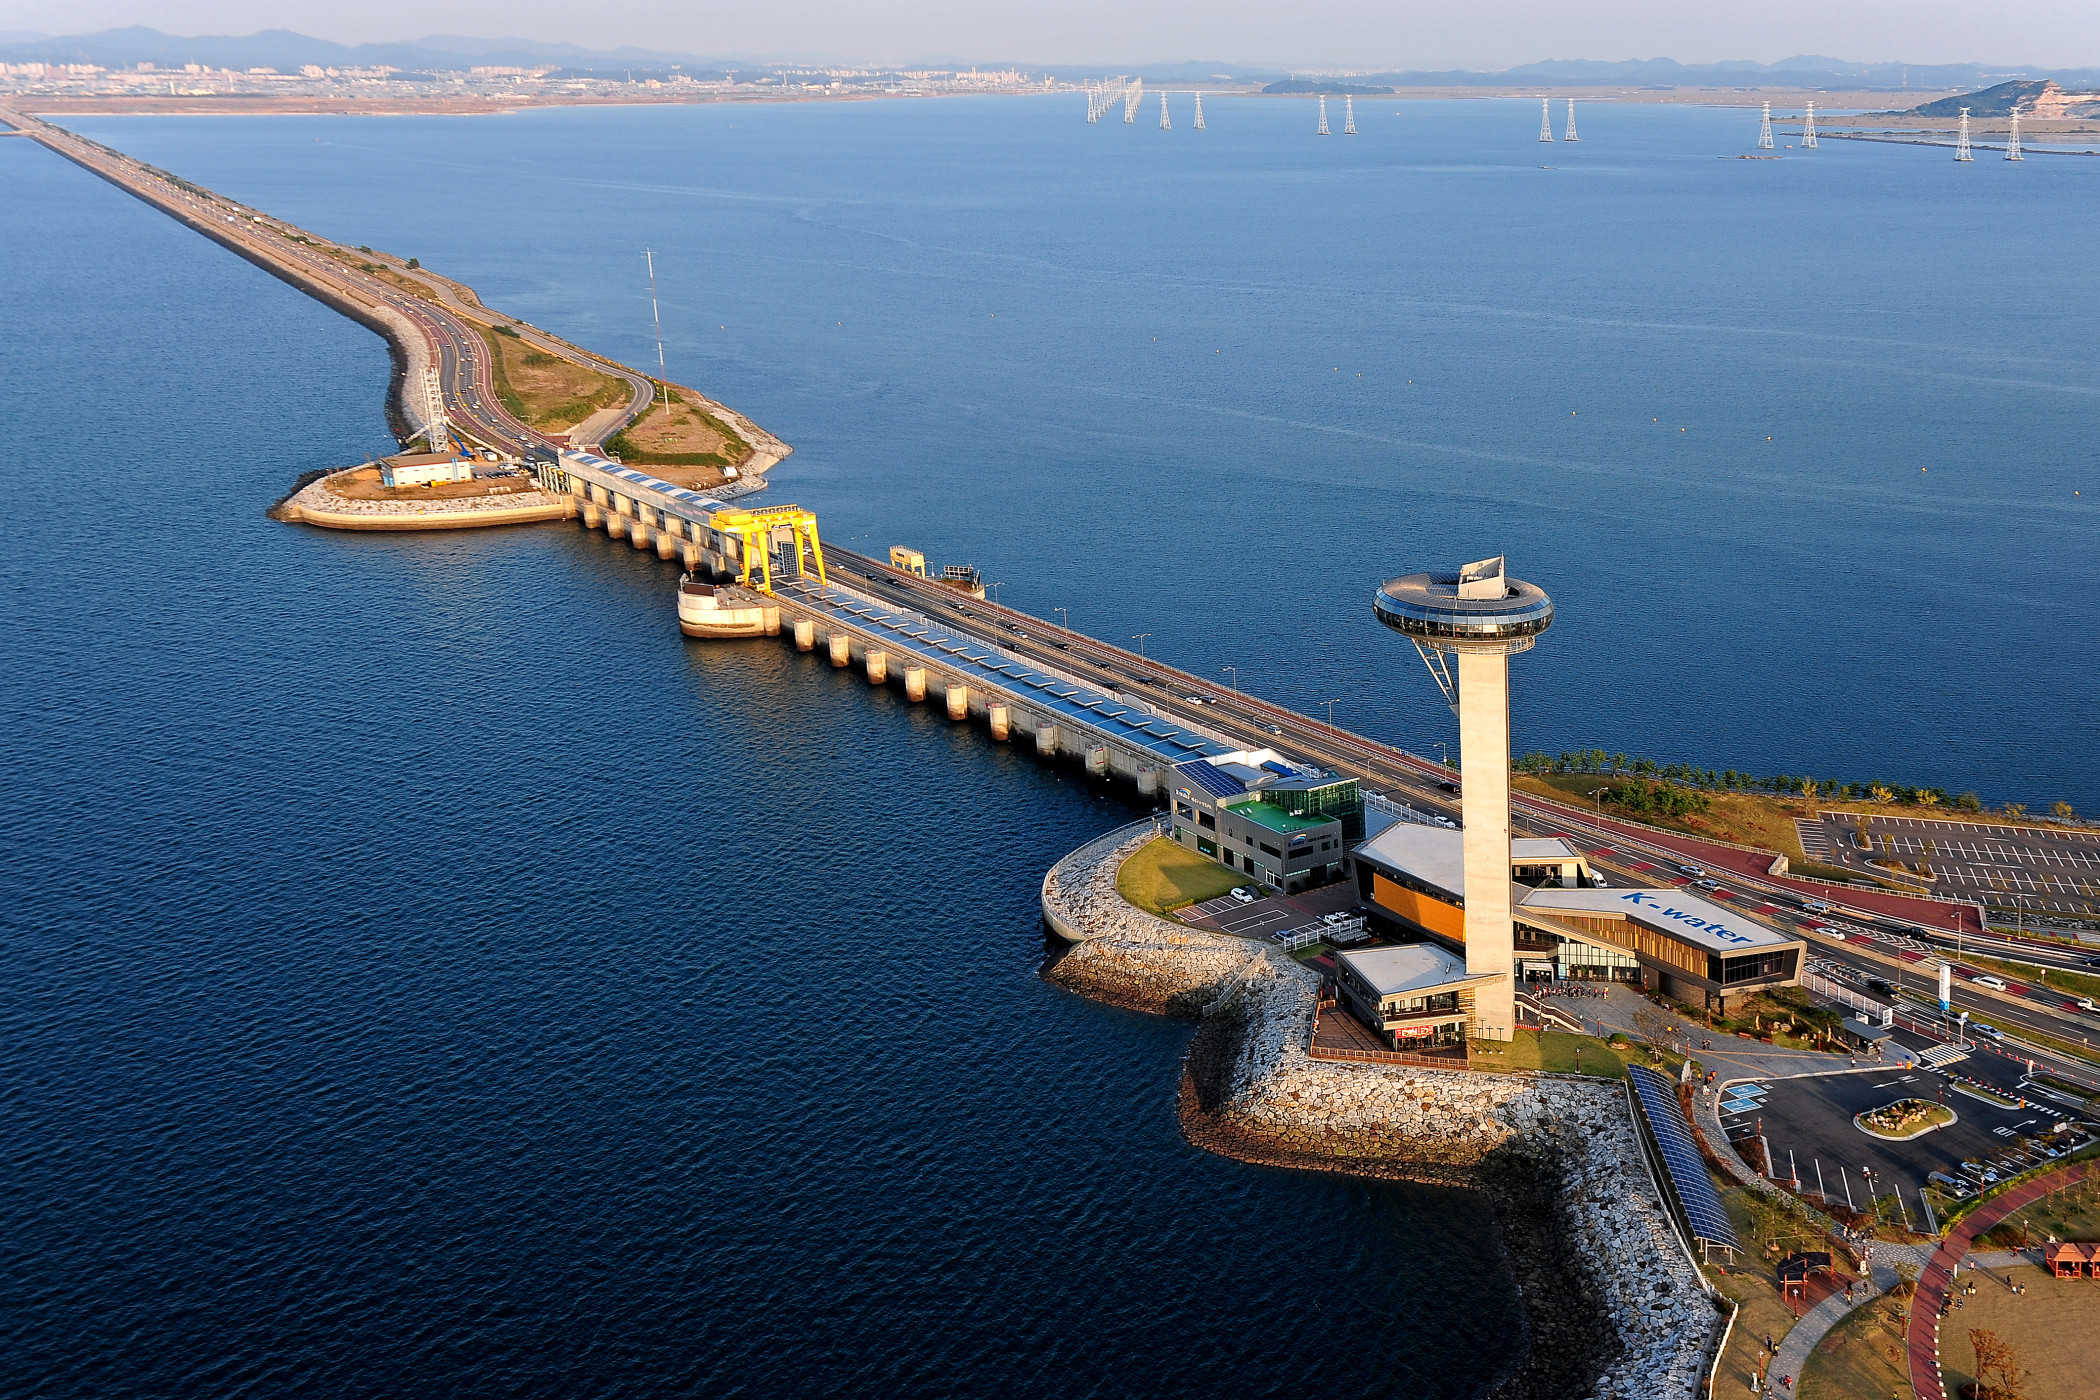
1054 607 1069 631
1132 632 1151 660
1588 787 1608 821
988 582 1004 606
1431 742 1449 767
1222 665 1238 692
1323 698 1341 730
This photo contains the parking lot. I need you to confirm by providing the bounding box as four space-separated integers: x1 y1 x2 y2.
1800 811 2100 916
1714 1029 2092 1223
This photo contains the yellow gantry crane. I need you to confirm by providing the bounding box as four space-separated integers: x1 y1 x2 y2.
712 505 826 594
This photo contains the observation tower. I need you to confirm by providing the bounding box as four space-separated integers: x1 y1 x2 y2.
1372 557 1554 1041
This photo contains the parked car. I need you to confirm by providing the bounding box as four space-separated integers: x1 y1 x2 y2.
1229 887 1256 905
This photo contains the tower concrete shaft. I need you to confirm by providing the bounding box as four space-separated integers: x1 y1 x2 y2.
1457 648 1516 1040
1372 556 1553 1044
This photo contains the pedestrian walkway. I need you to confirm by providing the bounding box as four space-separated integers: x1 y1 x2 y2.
1769 1275 1878 1396
1905 1159 2096 1400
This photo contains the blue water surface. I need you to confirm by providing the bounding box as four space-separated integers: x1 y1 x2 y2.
4 93 2096 1399
2 112 1522 1400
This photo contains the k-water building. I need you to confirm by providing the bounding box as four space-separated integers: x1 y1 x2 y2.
1351 821 1803 1013
1354 556 1803 1045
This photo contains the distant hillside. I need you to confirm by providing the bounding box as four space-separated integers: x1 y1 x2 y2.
1912 79 2100 117
1261 79 1394 95
1914 80 2051 116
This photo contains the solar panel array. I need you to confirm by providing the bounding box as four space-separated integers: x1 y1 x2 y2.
1176 760 1245 801
785 580 1233 764
1627 1065 1741 1251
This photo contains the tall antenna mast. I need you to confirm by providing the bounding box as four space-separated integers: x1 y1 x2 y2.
1564 98 1578 141
1317 94 1330 136
1955 107 1973 161
2006 106 2023 160
1344 94 1358 134
1758 102 1774 150
645 247 668 422
1159 91 1171 130
1539 97 1554 142
1193 91 1205 129
1801 101 1817 148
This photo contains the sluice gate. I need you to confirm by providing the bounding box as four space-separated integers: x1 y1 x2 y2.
542 447 1241 793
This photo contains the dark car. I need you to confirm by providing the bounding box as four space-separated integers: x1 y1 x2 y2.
1437 781 1460 793
1866 978 1896 998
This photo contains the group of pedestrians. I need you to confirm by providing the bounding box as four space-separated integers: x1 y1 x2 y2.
1748 1334 1793 1394
1533 983 1606 1000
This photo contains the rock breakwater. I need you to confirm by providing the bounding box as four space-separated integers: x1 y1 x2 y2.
1041 825 1724 1400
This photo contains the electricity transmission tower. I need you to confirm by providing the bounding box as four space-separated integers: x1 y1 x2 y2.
2006 107 2023 160
1316 95 1330 135
1758 102 1774 149
1159 92 1170 130
1344 95 1357 134
1193 92 1205 129
1564 98 1578 141
1801 101 1817 148
1539 97 1554 141
1955 107 1973 161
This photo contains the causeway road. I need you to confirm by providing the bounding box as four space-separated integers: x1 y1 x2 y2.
0 105 650 455
832 549 2100 1061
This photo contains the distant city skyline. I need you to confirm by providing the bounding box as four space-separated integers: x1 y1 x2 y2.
2 0 2098 71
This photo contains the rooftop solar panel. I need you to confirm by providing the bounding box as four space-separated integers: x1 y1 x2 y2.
1628 1066 1740 1252
1176 760 1244 800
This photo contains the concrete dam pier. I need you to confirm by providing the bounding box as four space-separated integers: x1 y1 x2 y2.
546 447 1249 793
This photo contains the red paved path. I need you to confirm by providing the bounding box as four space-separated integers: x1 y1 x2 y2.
1904 1159 2095 1400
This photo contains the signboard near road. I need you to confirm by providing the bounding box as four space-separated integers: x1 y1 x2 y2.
1940 961 1952 1013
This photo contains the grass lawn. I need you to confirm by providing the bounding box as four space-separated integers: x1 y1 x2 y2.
1938 1265 2100 1400
1503 1028 1628 1079
1797 1294 1912 1400
1708 1183 1862 1396
1976 1171 2100 1249
1116 837 1246 916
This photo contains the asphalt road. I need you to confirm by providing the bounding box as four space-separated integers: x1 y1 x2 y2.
830 548 2100 1066
4 108 650 458
22 101 2098 1074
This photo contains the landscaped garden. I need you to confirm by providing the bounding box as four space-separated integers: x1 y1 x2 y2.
1855 1097 1954 1140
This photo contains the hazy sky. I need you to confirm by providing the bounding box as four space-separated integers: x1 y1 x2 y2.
3 0 2096 69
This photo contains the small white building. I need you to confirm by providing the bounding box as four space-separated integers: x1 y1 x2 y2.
380 452 474 488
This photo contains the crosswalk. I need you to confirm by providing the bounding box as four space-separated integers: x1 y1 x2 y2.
1795 818 1837 864
1918 1043 1971 1069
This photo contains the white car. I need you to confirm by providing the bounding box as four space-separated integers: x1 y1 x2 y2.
1802 899 1832 914
1229 887 1256 905
2076 998 2097 1013
1974 974 2008 991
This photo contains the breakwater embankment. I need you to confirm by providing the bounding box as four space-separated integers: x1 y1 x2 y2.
1043 823 1725 1400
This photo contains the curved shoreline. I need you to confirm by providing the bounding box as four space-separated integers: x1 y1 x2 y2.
1041 825 1725 1400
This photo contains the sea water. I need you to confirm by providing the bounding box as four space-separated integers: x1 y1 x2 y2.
2 95 2094 1398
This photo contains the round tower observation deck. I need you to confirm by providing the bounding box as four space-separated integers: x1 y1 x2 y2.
1373 558 1553 653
